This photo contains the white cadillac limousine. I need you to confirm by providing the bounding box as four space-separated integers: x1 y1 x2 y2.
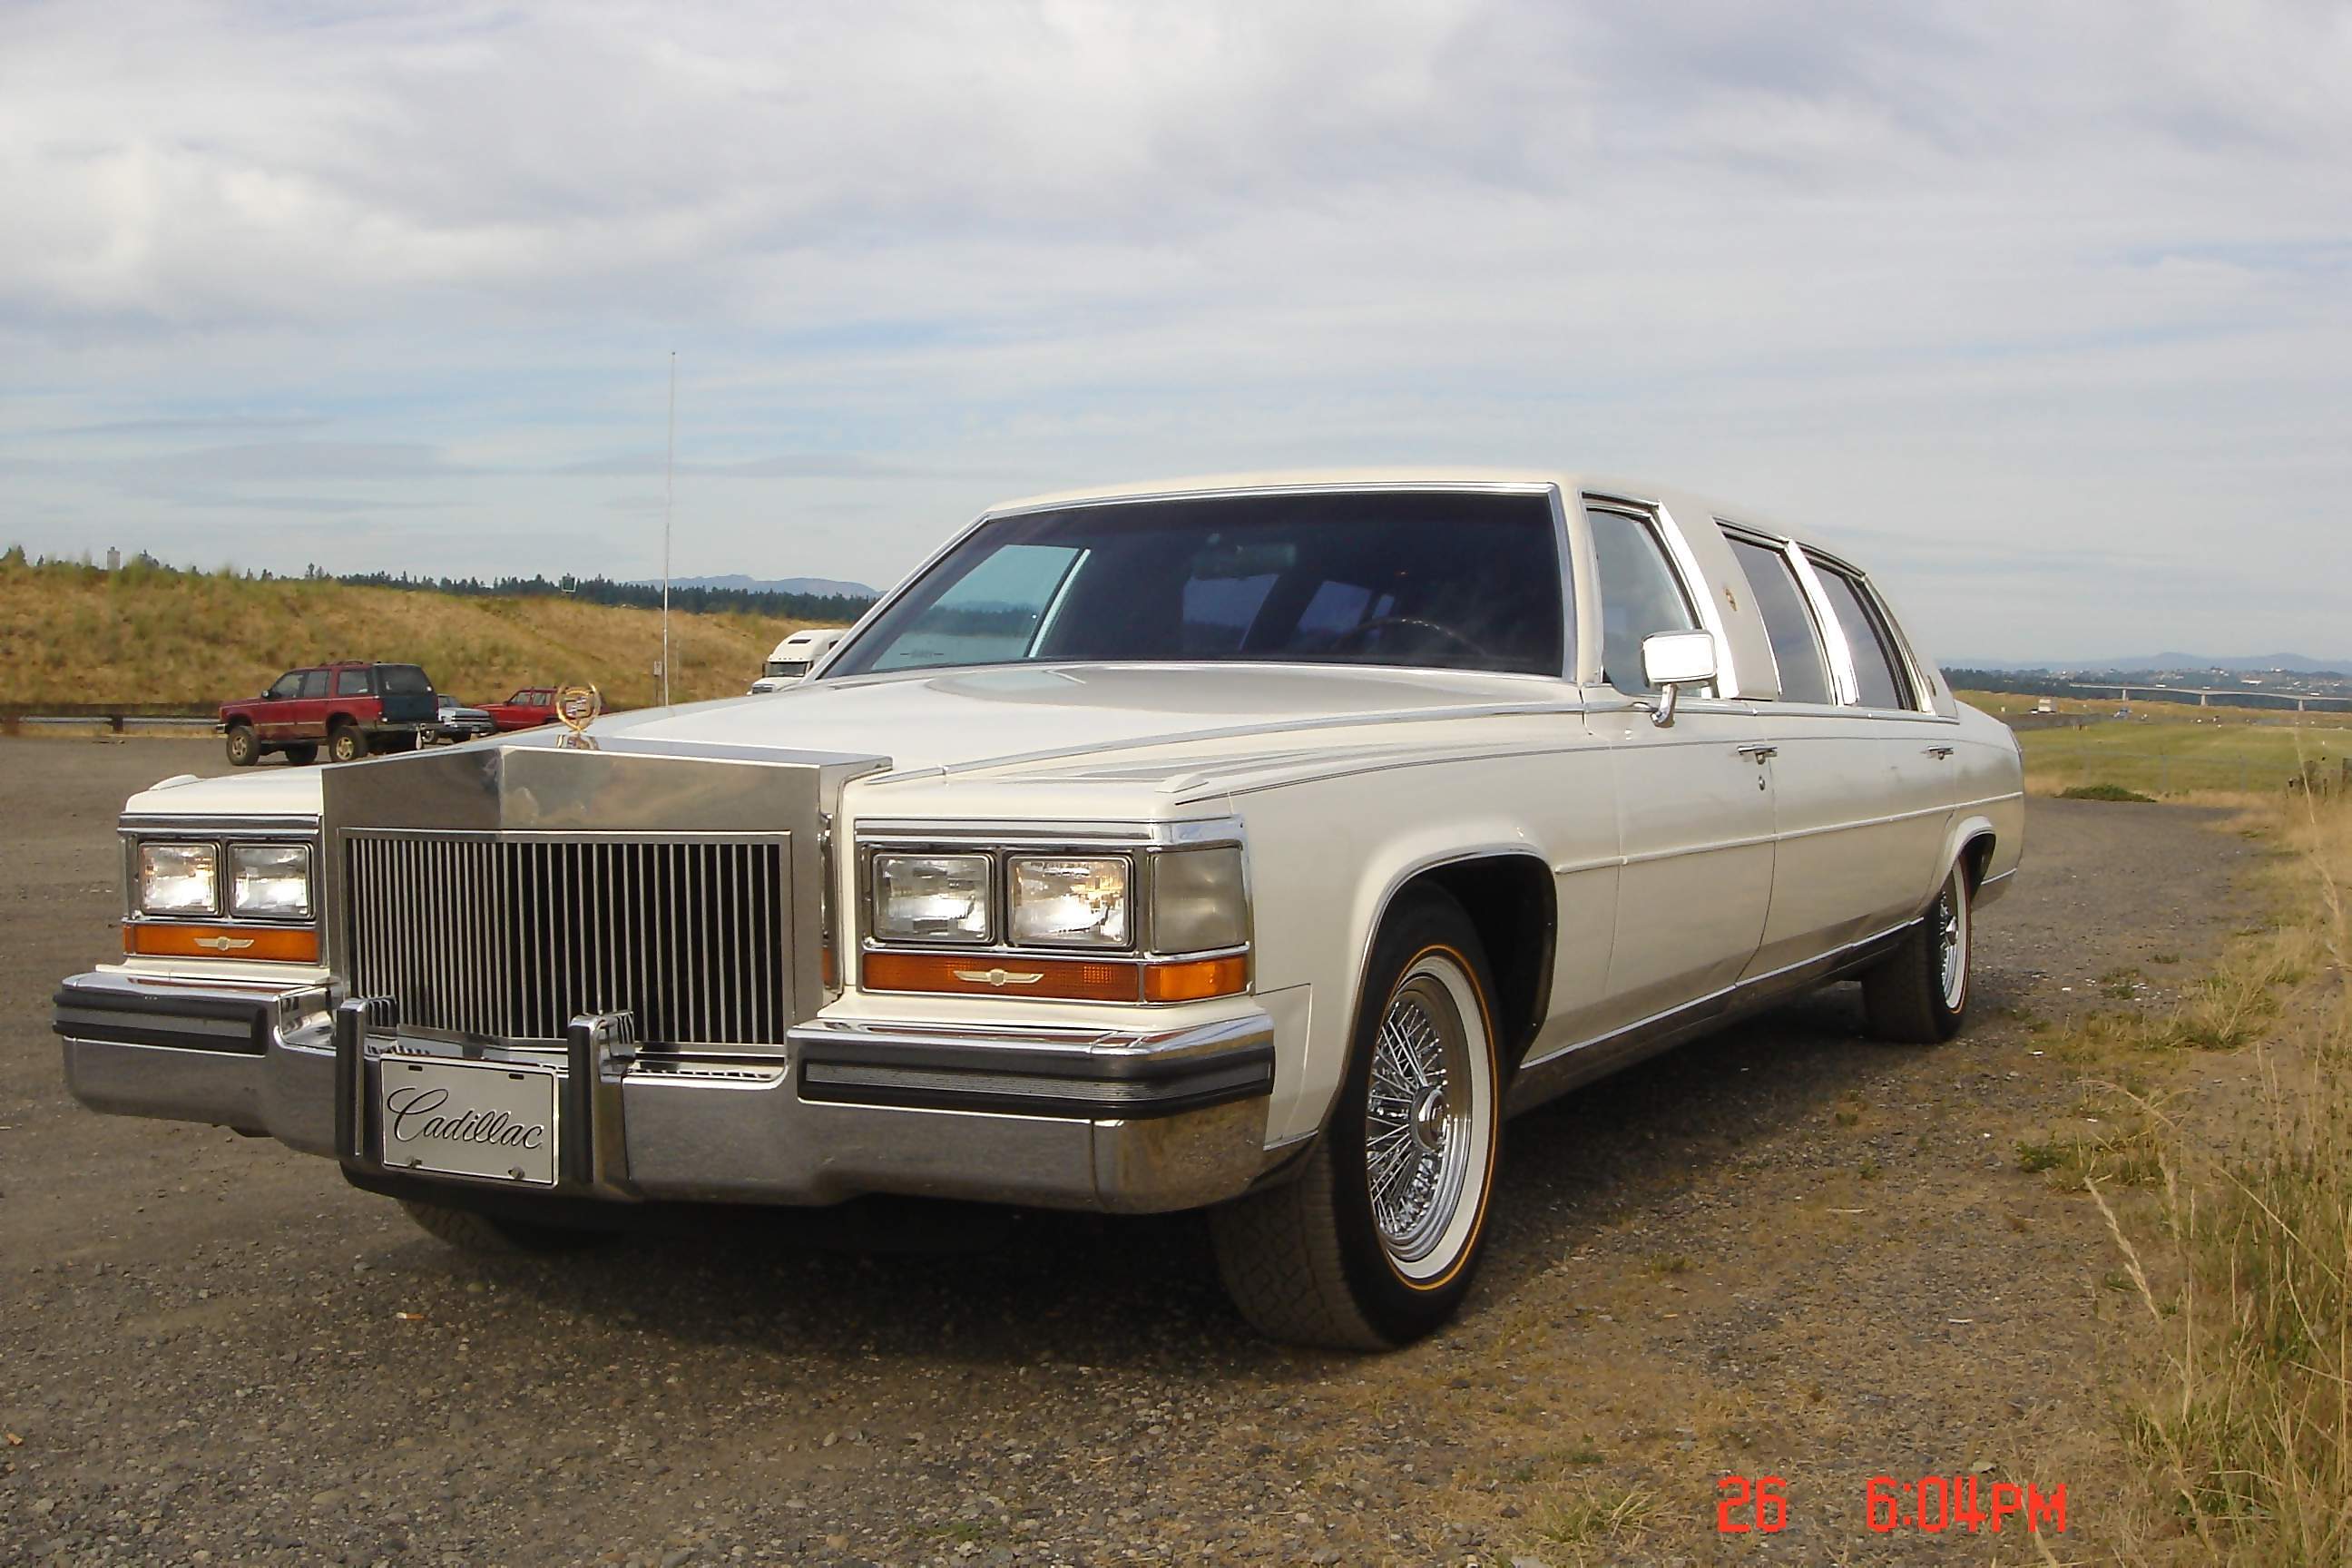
56 473 2023 1348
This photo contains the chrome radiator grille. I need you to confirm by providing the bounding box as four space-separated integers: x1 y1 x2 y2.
343 832 790 1046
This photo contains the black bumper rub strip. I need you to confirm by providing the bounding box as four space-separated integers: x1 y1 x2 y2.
51 984 271 1054
798 1035 1275 1083
795 1038 1274 1120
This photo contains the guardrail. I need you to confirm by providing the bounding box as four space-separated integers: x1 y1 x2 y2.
0 705 217 734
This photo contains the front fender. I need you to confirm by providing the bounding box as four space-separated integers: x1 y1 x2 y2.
1252 801 1559 1144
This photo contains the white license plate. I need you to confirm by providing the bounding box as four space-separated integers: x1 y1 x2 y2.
377 1056 560 1186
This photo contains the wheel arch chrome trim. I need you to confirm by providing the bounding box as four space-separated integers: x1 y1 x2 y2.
1507 915 1920 1114
1335 845 1560 1105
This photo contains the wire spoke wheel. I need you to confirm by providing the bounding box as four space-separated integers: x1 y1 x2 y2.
1209 890 1501 1349
1863 850 1978 1044
1936 867 1970 1011
1364 968 1475 1271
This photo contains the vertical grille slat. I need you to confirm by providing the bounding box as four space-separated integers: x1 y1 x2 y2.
686 841 705 1048
343 833 788 1047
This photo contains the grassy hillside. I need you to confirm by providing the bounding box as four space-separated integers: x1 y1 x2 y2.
0 556 843 711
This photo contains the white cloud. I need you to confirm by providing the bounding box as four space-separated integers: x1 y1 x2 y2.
0 0 2347 659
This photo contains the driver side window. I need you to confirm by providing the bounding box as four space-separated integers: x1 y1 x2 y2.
1585 506 1700 693
268 671 303 700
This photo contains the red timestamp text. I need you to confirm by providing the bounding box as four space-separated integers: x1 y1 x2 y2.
1716 1475 1788 1534
1867 1475 2066 1534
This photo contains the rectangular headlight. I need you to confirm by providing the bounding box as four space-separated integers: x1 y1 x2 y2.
1149 846 1248 953
871 852 992 944
230 843 314 920
1009 857 1131 948
138 842 220 916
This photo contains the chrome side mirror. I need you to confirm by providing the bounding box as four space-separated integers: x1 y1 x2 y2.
1639 630 1719 728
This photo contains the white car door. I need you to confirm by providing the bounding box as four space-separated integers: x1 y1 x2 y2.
1720 528 1896 975
1582 503 1775 1033
1803 550 1956 919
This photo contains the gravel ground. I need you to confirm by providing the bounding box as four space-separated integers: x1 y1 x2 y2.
0 737 2260 1566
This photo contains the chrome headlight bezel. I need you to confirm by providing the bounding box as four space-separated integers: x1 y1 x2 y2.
851 827 1250 964
125 826 323 931
855 826 1253 1005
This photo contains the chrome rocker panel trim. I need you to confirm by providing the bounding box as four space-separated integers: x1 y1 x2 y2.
1504 919 1915 1115
55 972 1279 1216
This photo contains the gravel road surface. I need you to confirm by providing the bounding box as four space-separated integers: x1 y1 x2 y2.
0 738 2258 1566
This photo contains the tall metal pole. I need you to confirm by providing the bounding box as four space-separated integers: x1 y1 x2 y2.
662 349 675 707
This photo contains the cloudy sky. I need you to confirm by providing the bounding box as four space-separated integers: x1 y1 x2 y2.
4 0 2347 661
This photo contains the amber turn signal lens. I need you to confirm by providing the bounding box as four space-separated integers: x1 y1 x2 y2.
124 923 321 964
862 950 1142 1001
1142 954 1250 1002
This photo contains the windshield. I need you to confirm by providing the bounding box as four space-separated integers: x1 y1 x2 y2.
828 491 1566 679
764 660 811 680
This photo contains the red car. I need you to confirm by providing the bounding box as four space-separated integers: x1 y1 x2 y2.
220 662 438 767
478 687 561 731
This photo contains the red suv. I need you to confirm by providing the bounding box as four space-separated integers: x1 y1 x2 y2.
479 687 562 731
220 662 439 767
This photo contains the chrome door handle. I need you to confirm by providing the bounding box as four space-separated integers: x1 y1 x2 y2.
1925 744 1955 759
1736 743 1779 760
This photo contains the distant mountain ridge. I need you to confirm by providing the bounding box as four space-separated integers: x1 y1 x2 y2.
647 573 879 599
1957 652 2349 676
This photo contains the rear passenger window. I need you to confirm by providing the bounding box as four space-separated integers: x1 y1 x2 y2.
334 669 372 697
1809 560 1914 710
298 670 329 700
1725 536 1834 705
1585 506 1699 693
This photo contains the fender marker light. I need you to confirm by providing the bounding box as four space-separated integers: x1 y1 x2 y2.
1143 954 1250 1003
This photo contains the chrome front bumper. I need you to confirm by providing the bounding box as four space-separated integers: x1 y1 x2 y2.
54 971 1281 1215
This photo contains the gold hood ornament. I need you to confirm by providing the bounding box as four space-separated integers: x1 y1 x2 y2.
554 682 602 746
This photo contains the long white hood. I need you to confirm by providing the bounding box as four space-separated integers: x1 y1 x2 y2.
571 663 1569 777
124 663 1575 818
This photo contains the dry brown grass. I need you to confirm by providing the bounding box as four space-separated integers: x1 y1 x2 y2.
0 556 840 711
1525 1479 1657 1561
2088 773 2352 1564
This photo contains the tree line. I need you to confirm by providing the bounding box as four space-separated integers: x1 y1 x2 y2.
324 568 874 621
1 545 873 622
